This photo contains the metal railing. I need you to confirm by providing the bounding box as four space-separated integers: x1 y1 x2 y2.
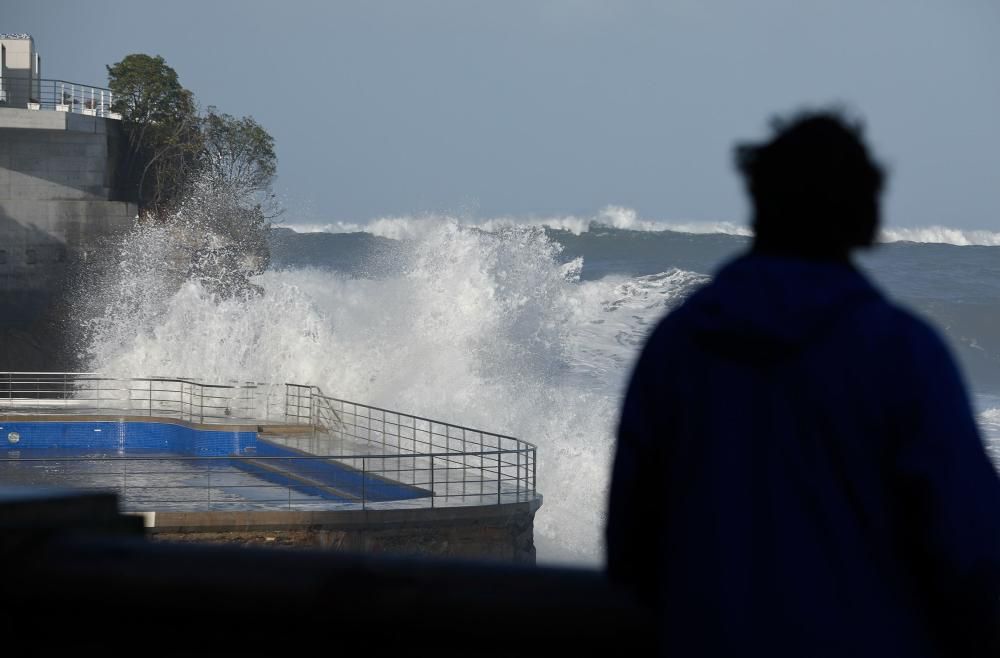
0 77 120 119
0 372 259 424
0 372 538 510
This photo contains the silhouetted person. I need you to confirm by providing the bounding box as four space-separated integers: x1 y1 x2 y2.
606 111 1000 657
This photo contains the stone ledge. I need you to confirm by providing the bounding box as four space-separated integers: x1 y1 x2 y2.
0 108 116 133
148 497 543 563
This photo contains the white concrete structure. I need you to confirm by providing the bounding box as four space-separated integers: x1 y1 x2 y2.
0 34 40 109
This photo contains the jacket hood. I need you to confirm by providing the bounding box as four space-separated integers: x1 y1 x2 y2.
685 252 882 363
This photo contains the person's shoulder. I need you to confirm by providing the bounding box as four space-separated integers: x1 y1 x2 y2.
641 281 711 348
876 301 962 380
883 302 950 350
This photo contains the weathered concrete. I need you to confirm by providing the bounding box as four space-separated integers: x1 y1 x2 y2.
147 498 543 564
0 108 114 134
0 106 135 369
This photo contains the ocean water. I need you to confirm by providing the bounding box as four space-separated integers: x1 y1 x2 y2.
79 209 1000 565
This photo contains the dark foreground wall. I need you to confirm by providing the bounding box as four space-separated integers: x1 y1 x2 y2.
0 489 652 657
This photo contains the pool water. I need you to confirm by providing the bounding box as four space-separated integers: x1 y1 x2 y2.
0 421 431 511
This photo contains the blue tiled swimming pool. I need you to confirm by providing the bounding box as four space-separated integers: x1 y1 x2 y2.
0 420 256 455
0 420 430 509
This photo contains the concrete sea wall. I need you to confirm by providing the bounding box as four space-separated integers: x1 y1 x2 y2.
0 107 136 369
148 500 542 564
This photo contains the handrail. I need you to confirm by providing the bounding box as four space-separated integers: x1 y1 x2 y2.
0 76 120 119
0 372 539 507
308 385 529 444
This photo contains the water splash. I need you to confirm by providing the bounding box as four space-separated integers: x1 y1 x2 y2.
81 214 706 563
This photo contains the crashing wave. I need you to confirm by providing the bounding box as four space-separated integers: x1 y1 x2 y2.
82 217 709 563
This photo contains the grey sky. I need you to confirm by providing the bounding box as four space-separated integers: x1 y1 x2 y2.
6 1 1000 230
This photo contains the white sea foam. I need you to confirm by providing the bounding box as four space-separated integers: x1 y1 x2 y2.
880 226 1000 247
83 217 705 563
283 206 1000 246
281 205 751 239
982 408 1000 425
978 406 1000 467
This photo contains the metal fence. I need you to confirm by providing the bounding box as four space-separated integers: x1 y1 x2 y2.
284 383 537 507
0 372 538 510
0 372 260 423
0 76 121 119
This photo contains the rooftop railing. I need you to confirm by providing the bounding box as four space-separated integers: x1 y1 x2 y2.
0 77 121 119
0 372 538 510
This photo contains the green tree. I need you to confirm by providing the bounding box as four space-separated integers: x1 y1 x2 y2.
107 54 201 211
106 54 280 298
202 108 277 203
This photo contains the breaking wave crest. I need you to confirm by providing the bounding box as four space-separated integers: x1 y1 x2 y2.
282 205 750 239
283 206 1000 246
880 226 1000 247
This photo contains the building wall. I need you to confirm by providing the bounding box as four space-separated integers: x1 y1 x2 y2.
0 107 136 369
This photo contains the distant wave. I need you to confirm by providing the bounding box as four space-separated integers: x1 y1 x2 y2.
281 206 1000 246
880 226 1000 247
280 206 751 239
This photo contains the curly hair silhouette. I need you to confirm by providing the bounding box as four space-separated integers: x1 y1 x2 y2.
736 111 886 258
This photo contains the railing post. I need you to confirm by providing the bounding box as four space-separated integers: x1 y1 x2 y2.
429 454 434 508
497 449 502 505
516 445 521 501
532 448 537 496
362 457 367 510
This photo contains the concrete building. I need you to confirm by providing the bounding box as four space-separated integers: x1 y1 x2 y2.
0 33 41 108
0 34 135 369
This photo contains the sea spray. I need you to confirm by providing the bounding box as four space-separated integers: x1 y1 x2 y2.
79 193 1000 562
80 214 707 562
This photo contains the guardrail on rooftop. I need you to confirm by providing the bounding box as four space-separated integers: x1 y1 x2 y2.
0 372 538 509
0 77 121 119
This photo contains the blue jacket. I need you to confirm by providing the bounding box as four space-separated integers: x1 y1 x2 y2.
606 252 1000 656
